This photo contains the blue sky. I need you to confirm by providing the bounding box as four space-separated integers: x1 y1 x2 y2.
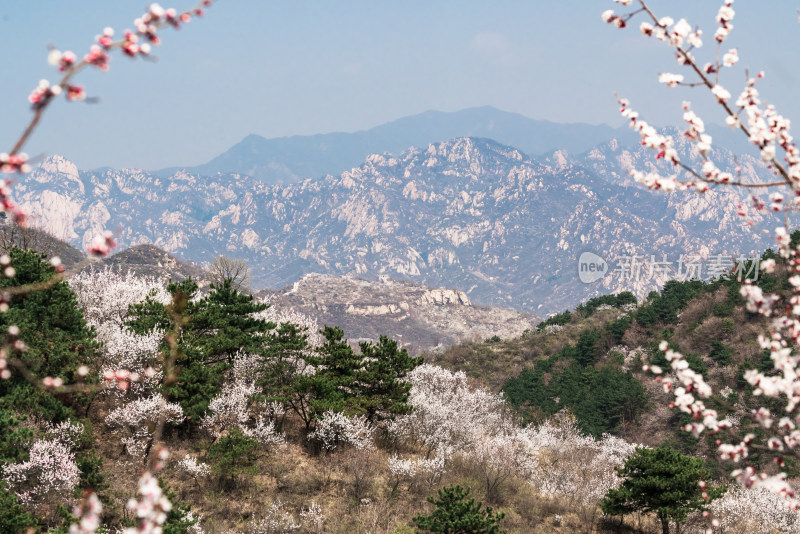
1 1 799 170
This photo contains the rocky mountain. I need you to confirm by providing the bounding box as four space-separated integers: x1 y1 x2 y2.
166 106 636 184
16 135 775 315
262 273 536 355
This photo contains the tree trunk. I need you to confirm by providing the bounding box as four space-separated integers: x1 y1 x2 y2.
661 516 670 534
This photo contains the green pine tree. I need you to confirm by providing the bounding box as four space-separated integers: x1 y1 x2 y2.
0 408 33 463
600 446 726 534
356 336 422 423
0 248 98 421
306 326 364 417
414 485 506 534
254 322 310 427
205 428 260 488
0 481 39 534
128 278 276 424
189 278 274 365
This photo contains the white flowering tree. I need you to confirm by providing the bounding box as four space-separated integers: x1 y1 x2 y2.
389 364 511 457
200 351 286 449
1 420 83 525
105 394 184 459
70 268 170 396
308 410 375 452
602 0 800 513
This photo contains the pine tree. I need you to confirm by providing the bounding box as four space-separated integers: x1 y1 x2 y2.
287 327 422 429
0 408 33 463
600 446 726 534
188 279 273 365
205 428 259 488
254 322 310 426
306 326 363 417
413 485 506 534
355 336 422 423
128 278 276 424
0 248 98 421
0 482 38 534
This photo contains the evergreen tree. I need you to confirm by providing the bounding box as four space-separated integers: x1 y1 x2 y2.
0 408 33 463
414 485 505 534
0 248 98 421
600 446 725 534
306 326 364 417
356 336 423 423
0 482 38 534
188 279 273 365
254 322 310 426
206 428 259 488
128 278 276 424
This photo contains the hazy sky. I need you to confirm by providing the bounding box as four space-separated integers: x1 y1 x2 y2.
1 1 799 170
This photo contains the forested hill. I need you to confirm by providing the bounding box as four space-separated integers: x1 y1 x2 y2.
429 245 786 465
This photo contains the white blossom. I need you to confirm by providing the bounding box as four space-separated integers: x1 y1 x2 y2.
308 411 375 451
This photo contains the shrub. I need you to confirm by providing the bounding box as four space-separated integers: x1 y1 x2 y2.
413 485 506 534
709 341 733 366
205 429 260 487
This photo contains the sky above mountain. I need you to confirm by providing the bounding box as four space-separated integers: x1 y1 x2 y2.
1 1 799 170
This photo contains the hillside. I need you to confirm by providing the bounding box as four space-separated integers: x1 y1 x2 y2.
429 257 783 470
0 237 794 534
98 243 209 283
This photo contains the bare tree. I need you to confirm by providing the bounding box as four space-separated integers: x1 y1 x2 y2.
208 255 250 292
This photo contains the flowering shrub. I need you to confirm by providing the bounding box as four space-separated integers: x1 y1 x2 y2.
707 486 800 533
105 394 184 457
388 451 446 490
247 500 300 534
200 355 286 449
69 268 170 327
393 364 639 507
239 417 286 449
308 410 375 452
201 380 258 434
389 363 509 455
177 455 211 480
2 435 80 505
299 502 324 533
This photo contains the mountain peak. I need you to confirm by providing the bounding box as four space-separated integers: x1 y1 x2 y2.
36 155 79 181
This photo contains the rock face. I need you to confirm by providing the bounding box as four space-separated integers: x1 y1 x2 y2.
17 135 775 315
418 289 470 306
264 273 535 355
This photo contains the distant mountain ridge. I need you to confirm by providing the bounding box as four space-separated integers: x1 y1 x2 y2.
161 106 637 184
17 133 775 314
